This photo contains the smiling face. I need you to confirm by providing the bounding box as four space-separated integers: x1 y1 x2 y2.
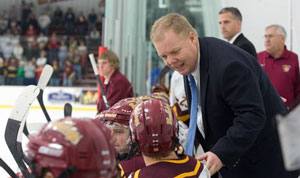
153 30 199 75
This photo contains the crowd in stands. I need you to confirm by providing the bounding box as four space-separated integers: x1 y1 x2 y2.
0 2 103 86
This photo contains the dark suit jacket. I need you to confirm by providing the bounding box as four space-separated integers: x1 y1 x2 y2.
184 37 298 178
233 33 257 58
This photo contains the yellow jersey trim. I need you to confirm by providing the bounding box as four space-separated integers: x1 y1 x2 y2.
134 169 141 178
160 155 189 164
118 164 125 178
174 160 201 178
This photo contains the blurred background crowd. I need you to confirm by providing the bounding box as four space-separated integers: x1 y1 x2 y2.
0 1 104 87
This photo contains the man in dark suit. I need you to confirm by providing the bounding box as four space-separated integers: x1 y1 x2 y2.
219 7 257 57
150 13 299 178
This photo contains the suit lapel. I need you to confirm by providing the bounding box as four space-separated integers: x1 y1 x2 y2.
233 33 244 46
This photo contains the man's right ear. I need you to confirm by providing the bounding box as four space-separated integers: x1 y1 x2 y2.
188 32 198 44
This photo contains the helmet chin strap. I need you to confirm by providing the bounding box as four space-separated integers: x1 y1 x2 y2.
117 131 139 161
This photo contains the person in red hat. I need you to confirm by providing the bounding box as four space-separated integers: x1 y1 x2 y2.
97 49 134 113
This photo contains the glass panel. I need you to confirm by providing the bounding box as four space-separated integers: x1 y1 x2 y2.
145 0 204 92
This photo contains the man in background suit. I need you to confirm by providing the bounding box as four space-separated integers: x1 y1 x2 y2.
219 7 257 57
150 13 299 178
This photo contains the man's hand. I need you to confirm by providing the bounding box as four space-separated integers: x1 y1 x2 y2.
280 96 287 103
197 151 223 176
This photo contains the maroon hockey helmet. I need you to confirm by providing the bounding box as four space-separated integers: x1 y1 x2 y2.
96 97 140 126
130 99 177 156
27 118 117 178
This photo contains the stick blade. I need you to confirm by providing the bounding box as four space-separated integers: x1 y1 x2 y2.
9 85 40 122
37 64 53 90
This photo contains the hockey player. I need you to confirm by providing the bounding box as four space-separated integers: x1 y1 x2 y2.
27 117 118 178
96 97 146 178
128 99 210 178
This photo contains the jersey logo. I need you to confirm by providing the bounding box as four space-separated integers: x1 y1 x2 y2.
133 104 142 127
282 65 291 72
164 104 173 125
46 119 83 145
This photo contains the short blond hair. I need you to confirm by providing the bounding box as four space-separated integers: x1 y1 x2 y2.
150 13 198 42
99 50 120 70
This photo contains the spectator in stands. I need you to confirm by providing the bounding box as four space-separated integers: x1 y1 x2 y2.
2 41 14 60
0 12 9 29
70 50 82 80
16 60 24 85
78 39 87 74
58 39 68 69
36 50 47 67
49 59 60 86
25 24 37 43
21 2 32 22
0 56 4 85
98 0 105 19
64 7 76 35
5 57 18 85
11 30 21 47
68 37 78 52
77 11 87 37
48 33 59 63
38 11 51 35
88 8 98 33
63 60 75 86
8 5 19 22
13 42 24 61
1 30 11 45
21 2 32 33
0 22 6 35
89 26 101 46
258 24 300 108
97 50 134 113
78 39 87 56
24 58 36 85
24 41 39 62
36 32 48 50
26 13 39 33
52 6 63 27
9 18 22 35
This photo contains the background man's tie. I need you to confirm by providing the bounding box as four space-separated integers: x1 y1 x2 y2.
185 74 198 156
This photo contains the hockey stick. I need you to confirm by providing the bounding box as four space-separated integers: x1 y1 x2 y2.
23 64 53 136
37 64 53 122
89 53 110 109
5 85 40 178
64 103 72 117
0 158 18 178
17 110 30 165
